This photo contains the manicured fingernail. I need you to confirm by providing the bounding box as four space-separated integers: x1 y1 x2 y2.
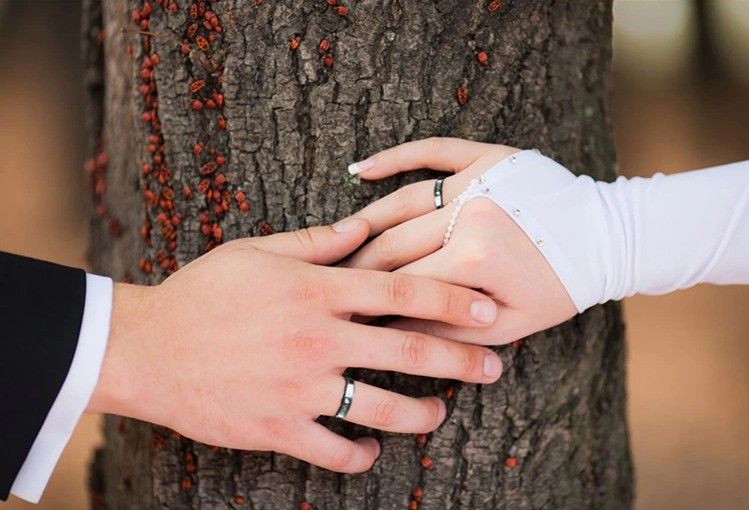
332 218 359 233
470 300 497 324
347 158 375 175
484 353 502 379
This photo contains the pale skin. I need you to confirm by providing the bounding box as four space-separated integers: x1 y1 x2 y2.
345 137 578 345
87 217 504 474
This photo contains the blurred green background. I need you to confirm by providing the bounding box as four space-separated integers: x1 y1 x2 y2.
0 1 747 509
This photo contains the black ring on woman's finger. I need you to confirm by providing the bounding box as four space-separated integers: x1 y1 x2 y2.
434 177 446 209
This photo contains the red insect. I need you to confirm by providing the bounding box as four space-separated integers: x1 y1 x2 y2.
139 257 153 274
190 79 205 93
326 0 337 6
234 495 246 505
444 386 454 399
187 23 198 39
205 99 216 109
214 173 226 186
168 2 178 14
420 456 433 470
191 99 204 111
335 6 348 16
182 184 193 198
190 3 199 19
141 111 153 122
476 50 489 65
234 191 246 203
259 221 274 236
412 486 424 501
290 34 301 51
197 179 211 194
216 155 226 166
323 52 334 68
299 502 313 510
456 86 469 105
505 456 518 469
180 42 191 55
142 1 152 16
239 202 250 212
409 501 418 510
213 93 224 108
318 38 330 54
218 116 227 130
151 52 160 65
193 142 204 156
181 476 193 491
212 224 223 241
416 433 428 448
487 0 501 12
200 161 217 175
196 36 209 51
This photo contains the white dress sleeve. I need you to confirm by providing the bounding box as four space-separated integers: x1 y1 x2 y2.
10 274 112 503
459 150 749 313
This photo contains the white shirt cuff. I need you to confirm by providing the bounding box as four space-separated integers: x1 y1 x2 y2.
10 274 113 503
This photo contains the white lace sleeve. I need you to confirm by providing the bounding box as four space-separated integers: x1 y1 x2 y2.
453 150 749 313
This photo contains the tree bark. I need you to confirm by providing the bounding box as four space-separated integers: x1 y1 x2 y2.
85 0 631 508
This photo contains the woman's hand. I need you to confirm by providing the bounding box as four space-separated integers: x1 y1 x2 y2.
344 137 578 345
88 218 503 474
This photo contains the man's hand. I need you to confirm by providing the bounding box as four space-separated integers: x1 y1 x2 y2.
87 218 502 473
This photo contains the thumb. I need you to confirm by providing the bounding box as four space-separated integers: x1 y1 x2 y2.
246 218 370 265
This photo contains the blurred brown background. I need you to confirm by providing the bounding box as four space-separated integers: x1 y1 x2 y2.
1 1 747 509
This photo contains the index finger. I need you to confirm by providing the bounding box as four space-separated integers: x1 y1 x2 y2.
347 137 492 180
326 267 498 328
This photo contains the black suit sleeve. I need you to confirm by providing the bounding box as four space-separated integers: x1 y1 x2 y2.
0 251 86 500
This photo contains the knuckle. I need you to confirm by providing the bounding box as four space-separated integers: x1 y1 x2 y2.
326 442 356 472
401 332 428 369
372 397 400 428
386 275 415 307
260 416 290 443
461 347 482 379
293 228 315 249
283 330 328 363
425 136 444 155
394 184 415 211
440 288 461 319
377 229 400 266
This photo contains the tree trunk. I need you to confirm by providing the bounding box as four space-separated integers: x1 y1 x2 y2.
84 0 631 508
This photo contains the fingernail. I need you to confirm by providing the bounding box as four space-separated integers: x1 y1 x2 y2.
437 400 447 424
373 440 382 459
470 300 497 324
332 218 359 233
484 353 502 379
347 158 375 175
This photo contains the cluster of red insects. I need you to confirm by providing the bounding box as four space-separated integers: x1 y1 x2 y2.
134 0 178 276
288 0 350 70
134 0 250 280
455 1 502 106
85 141 123 239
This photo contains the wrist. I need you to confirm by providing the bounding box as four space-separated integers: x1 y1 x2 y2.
87 282 154 419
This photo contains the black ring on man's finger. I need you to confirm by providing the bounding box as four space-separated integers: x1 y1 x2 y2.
434 176 446 209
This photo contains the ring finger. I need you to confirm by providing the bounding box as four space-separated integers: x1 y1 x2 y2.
343 202 455 272
317 376 447 434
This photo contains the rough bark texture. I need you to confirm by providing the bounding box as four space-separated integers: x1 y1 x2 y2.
85 1 631 508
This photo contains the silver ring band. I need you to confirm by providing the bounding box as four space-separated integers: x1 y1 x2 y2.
334 376 355 419
434 177 446 209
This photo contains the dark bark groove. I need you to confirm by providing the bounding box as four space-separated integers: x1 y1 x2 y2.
86 1 632 508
